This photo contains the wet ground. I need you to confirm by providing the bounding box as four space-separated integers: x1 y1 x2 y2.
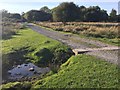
7 63 50 80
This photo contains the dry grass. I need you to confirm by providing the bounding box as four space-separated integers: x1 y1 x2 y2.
35 22 119 39
2 22 27 40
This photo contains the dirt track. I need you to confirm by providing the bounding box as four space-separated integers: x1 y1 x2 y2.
28 24 119 65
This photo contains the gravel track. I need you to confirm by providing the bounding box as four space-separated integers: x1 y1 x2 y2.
28 24 119 65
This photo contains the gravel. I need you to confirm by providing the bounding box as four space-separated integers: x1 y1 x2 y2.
28 24 119 65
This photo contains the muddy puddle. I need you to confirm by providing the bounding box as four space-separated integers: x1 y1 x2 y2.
7 63 50 80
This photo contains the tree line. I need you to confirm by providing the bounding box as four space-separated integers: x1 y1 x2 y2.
2 2 120 22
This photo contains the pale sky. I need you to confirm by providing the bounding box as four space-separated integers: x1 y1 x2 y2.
0 0 119 14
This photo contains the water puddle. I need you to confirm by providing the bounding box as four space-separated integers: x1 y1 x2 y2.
8 63 50 80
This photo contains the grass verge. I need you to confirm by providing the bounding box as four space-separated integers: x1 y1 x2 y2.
31 54 119 89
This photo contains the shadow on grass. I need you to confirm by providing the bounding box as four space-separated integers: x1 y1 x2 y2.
2 32 21 40
35 48 54 67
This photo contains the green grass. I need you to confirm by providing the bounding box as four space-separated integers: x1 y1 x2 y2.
2 28 71 64
2 82 31 90
71 33 119 46
2 28 60 54
2 28 119 89
32 54 119 89
77 34 119 46
2 28 72 80
2 54 119 89
92 37 119 46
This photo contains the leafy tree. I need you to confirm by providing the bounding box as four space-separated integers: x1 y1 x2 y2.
24 10 52 22
2 10 23 22
84 6 108 22
117 14 120 22
2 10 10 18
109 9 117 22
99 10 108 21
40 6 51 13
52 3 109 22
52 2 80 22
9 13 21 19
110 9 117 17
79 6 86 21
21 12 27 22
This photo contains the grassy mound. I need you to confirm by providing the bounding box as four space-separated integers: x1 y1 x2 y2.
32 54 119 89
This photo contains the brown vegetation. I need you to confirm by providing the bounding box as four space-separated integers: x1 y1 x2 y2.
35 22 119 39
2 22 26 40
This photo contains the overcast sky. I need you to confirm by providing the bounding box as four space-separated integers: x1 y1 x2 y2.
0 0 119 15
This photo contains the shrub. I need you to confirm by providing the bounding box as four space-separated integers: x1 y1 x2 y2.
55 27 63 31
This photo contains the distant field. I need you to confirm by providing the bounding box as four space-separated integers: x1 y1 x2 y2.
35 22 119 46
